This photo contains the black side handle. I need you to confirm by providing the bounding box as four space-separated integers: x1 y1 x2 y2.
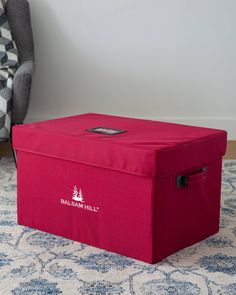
176 167 208 188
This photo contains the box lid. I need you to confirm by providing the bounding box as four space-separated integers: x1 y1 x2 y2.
12 113 227 178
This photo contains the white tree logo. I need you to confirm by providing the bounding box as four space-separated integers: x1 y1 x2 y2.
72 185 84 202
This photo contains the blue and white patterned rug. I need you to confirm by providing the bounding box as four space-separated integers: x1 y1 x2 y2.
0 157 236 295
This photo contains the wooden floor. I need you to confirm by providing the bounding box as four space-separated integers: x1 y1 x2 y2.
0 141 12 158
225 141 236 160
1 141 236 160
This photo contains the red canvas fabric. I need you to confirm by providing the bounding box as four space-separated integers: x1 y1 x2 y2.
13 113 227 263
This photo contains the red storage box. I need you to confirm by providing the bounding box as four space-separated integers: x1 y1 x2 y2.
12 113 227 263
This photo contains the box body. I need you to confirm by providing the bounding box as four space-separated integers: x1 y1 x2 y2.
13 113 227 263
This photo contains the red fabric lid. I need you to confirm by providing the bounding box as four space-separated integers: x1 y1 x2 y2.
12 113 227 178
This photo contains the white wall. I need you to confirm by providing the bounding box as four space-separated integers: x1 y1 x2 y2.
27 0 236 139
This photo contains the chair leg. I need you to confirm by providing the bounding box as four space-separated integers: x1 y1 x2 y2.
11 145 17 168
10 124 17 168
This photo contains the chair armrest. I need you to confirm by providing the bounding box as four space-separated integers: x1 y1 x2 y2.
12 60 35 124
6 0 34 63
14 60 34 78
